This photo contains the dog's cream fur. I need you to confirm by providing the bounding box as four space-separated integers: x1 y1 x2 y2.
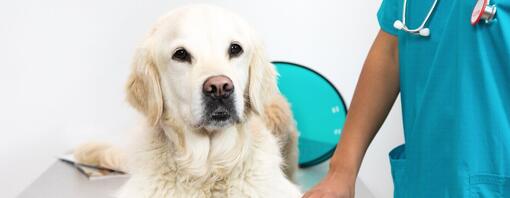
74 5 300 198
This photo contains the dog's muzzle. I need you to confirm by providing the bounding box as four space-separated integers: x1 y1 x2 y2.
202 75 238 126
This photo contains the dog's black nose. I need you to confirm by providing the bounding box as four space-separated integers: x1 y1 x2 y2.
202 75 234 98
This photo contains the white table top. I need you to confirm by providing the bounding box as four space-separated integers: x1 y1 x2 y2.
19 160 374 198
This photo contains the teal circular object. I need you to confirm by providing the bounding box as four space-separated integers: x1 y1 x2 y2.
273 62 347 168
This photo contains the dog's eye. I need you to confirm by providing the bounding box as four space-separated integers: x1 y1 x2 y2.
172 48 191 63
228 43 243 58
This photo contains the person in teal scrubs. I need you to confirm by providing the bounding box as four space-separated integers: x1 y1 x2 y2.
303 0 510 197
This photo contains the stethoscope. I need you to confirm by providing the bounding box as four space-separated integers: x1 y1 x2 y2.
394 0 498 37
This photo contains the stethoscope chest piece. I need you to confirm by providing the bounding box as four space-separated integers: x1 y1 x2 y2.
471 0 497 25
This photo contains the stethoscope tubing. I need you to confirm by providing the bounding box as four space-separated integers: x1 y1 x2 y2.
401 0 439 32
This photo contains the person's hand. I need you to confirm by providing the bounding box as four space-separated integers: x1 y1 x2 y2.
302 171 355 198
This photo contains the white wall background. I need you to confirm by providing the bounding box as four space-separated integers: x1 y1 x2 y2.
0 0 404 197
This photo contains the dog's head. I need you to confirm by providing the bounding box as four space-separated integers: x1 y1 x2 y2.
126 5 278 132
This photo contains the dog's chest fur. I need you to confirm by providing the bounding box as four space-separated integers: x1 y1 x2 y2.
117 115 285 198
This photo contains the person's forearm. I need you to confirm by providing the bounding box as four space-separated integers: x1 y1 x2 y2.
329 30 399 183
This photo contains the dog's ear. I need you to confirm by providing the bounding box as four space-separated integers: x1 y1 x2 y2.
126 41 164 126
248 39 279 115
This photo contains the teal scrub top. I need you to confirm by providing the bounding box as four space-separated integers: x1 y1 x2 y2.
378 0 510 197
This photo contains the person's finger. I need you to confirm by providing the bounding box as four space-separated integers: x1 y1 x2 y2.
303 191 324 198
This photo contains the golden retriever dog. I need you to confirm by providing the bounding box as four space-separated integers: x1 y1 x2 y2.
74 4 301 198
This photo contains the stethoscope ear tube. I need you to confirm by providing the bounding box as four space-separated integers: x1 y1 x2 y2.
393 20 431 37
